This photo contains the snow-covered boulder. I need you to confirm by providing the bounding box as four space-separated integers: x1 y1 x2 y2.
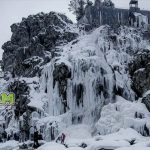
96 96 150 136
37 142 66 150
129 49 150 97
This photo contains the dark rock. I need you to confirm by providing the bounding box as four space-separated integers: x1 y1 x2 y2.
19 143 28 149
142 93 150 112
128 139 136 145
80 143 87 148
53 63 71 112
129 49 150 97
134 112 145 119
2 12 78 77
75 83 84 107
7 80 30 118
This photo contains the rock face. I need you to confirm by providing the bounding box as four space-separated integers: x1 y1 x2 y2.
129 49 150 114
129 49 150 97
142 92 150 112
1 10 150 144
8 80 30 118
2 12 78 77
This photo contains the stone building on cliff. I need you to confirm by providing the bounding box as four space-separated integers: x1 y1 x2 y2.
78 0 150 31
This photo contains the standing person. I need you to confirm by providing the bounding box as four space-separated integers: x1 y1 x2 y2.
22 129 25 143
29 126 34 141
2 130 7 143
19 128 25 143
38 131 43 140
7 134 10 141
61 133 66 145
33 126 39 148
19 130 22 143
14 132 19 141
0 125 3 143
0 133 2 143
10 130 14 140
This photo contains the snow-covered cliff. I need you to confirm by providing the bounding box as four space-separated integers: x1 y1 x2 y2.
0 11 150 149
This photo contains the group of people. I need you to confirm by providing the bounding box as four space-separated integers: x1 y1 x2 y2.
0 130 20 143
0 126 42 147
0 130 7 143
0 125 66 148
33 127 43 148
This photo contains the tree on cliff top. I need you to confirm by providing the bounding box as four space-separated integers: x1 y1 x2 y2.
68 0 86 21
103 0 115 8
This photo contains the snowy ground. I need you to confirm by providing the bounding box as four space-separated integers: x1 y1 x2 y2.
0 128 150 150
37 128 150 150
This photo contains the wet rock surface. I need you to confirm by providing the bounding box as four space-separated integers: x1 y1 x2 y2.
2 12 78 77
142 93 150 112
129 49 150 97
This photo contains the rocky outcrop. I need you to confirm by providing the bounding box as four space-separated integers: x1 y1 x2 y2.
129 49 150 97
8 80 30 118
2 12 78 77
53 63 71 112
142 92 150 112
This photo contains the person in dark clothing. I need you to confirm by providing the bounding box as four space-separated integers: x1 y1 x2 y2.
33 127 39 148
38 132 43 140
10 130 13 140
7 134 10 141
2 131 7 143
14 133 19 141
61 133 66 144
0 134 2 143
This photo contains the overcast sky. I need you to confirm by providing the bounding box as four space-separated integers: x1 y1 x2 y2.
0 0 150 59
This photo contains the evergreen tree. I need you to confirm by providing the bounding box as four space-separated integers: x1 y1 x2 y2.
68 0 86 21
103 0 115 8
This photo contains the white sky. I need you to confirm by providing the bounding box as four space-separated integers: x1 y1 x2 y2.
0 0 150 59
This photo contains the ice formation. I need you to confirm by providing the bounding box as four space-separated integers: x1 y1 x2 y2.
0 9 150 150
40 25 148 127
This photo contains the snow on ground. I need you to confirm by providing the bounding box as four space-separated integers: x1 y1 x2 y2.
67 148 84 150
36 128 150 150
86 140 130 150
96 96 150 135
116 147 150 150
0 140 18 150
63 124 93 148
37 142 66 150
95 128 143 141
64 124 92 139
0 121 150 150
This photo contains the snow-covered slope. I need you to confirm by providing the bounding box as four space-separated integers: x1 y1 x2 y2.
96 96 150 135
